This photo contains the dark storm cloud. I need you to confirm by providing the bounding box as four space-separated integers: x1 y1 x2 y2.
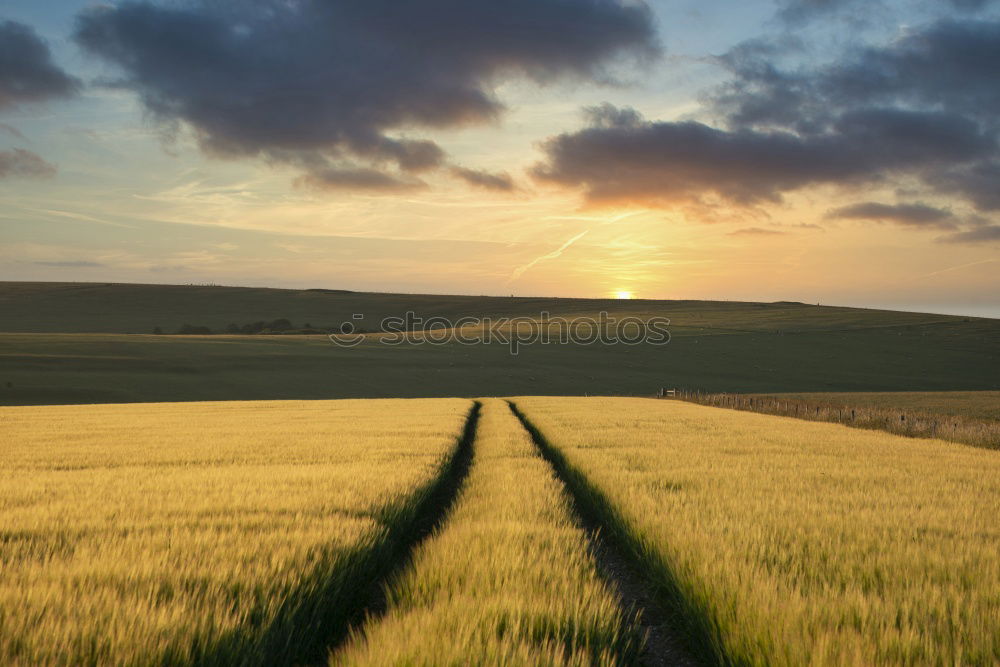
775 0 997 24
950 0 999 9
934 161 1000 211
821 20 1000 123
532 104 991 206
775 0 862 24
535 16 1000 234
713 19 1000 133
533 106 840 205
0 21 79 110
714 18 1000 213
0 148 56 178
826 202 957 228
450 166 517 192
74 0 657 190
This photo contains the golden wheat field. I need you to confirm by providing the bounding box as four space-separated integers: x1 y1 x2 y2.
512 396 1000 666
333 399 637 665
3 395 999 665
0 399 471 665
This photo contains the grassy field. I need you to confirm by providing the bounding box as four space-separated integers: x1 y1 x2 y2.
0 398 471 665
675 390 1000 449
512 397 1000 666
333 399 638 665
0 281 973 335
760 391 1000 420
1 282 997 405
0 319 997 406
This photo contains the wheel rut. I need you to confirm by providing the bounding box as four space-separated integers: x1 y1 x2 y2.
319 400 480 664
507 400 703 667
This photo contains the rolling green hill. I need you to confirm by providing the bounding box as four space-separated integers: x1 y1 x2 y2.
1 281 997 405
0 281 975 335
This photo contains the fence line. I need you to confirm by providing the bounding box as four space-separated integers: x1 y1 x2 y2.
659 389 999 450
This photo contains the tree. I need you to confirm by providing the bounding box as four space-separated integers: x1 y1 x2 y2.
266 318 293 331
241 321 265 334
176 324 212 335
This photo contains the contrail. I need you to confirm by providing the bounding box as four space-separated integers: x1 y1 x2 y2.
917 258 998 280
508 230 588 283
26 207 135 229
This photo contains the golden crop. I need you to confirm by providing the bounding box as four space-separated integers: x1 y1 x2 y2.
5 394 998 665
513 396 1000 666
0 398 470 665
333 398 637 666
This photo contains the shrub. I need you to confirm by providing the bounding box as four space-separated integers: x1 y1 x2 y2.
176 324 213 335
265 318 293 331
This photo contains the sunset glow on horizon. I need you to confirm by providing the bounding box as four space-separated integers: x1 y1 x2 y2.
0 0 997 317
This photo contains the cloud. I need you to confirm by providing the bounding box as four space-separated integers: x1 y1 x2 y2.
713 18 1000 213
823 20 1000 125
826 202 957 229
935 161 1000 211
534 16 1000 238
0 148 56 178
0 20 80 110
0 123 26 140
728 227 787 236
938 225 1000 243
950 0 999 9
450 166 517 191
713 19 1000 133
294 166 425 192
774 0 863 24
774 0 997 24
532 104 991 207
75 0 657 191
34 260 104 268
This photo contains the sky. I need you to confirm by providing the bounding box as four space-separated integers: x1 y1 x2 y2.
1 0 998 317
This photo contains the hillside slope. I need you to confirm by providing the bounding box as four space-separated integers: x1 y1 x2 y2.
1 282 996 405
0 281 977 334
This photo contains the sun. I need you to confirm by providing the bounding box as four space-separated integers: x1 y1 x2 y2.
614 290 634 300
